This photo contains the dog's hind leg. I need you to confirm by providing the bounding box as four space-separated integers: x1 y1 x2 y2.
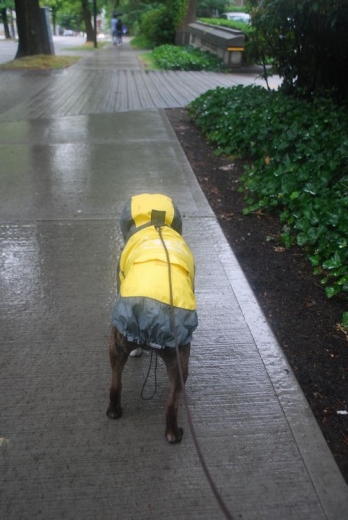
159 343 190 444
106 326 129 420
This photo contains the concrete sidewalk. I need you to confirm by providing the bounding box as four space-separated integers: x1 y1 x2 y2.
0 42 347 520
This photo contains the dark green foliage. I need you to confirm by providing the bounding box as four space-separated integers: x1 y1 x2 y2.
140 6 175 47
130 34 153 49
247 0 348 103
152 45 228 71
189 85 348 306
196 0 229 18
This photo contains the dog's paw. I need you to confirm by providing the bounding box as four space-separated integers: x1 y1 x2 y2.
106 407 122 420
166 427 183 444
129 347 142 357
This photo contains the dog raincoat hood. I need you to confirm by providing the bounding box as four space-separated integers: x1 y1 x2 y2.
112 194 198 349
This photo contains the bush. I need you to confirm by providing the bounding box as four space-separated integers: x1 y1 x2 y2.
130 35 153 50
152 45 228 71
140 6 175 48
189 85 348 304
247 0 348 103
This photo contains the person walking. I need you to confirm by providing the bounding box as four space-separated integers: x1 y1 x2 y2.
116 17 123 45
111 15 118 46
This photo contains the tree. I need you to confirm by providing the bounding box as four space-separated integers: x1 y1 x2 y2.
58 0 95 42
175 0 196 44
1 8 11 38
42 0 65 35
45 0 97 42
81 0 95 41
247 0 348 103
0 0 14 38
14 0 54 57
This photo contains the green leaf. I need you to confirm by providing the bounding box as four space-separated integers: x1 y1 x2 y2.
325 285 341 298
297 232 308 246
308 255 320 267
322 252 343 270
281 232 294 248
342 312 348 330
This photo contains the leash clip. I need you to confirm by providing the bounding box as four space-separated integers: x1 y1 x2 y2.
151 209 166 228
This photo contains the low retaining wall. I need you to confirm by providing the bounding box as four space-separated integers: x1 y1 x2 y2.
185 21 245 68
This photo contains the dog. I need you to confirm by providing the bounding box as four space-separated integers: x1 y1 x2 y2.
106 194 198 443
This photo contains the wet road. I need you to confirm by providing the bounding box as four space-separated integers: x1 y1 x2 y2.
0 41 347 520
0 35 95 64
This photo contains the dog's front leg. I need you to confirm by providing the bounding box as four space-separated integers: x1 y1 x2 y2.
159 343 190 443
106 326 129 419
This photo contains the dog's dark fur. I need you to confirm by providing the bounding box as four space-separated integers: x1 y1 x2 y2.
107 326 190 443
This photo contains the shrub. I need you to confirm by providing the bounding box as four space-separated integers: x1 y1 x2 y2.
152 45 228 71
189 85 348 306
130 34 153 50
247 0 348 103
140 6 175 48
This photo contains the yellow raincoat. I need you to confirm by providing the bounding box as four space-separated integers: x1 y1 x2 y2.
112 194 198 349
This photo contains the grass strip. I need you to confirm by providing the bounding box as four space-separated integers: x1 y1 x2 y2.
0 55 80 70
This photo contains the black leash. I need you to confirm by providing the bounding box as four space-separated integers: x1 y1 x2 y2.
156 225 235 520
141 349 158 401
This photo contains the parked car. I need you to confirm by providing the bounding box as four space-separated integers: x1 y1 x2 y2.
221 12 251 23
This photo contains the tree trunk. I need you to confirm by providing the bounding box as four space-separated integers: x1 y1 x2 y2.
81 0 94 42
10 10 16 39
14 0 54 58
51 8 57 36
1 8 11 39
176 0 197 45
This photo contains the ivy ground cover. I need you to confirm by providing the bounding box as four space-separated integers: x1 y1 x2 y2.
152 45 228 72
189 85 348 322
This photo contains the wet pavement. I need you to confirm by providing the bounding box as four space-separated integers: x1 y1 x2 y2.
0 41 348 520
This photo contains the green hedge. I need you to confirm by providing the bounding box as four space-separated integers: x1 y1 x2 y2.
140 6 175 47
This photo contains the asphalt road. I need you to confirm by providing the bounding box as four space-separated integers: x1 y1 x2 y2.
0 35 99 64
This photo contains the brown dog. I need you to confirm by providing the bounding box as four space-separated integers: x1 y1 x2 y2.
106 194 198 443
107 327 191 443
